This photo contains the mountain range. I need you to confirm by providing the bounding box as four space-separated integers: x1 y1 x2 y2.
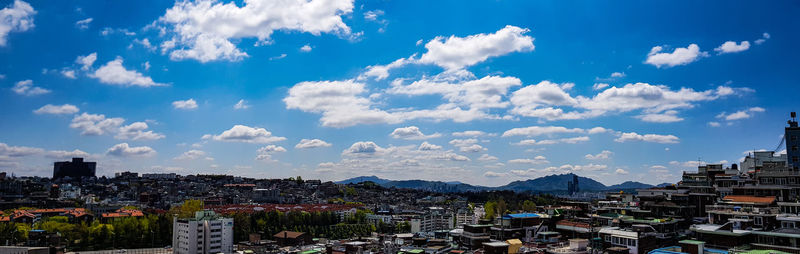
336 173 670 193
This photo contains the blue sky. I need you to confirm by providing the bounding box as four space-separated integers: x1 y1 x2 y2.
1 0 799 186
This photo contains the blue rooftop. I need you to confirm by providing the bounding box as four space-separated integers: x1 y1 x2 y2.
504 213 540 219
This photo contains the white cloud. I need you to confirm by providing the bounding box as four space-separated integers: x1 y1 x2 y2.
363 10 383 21
587 127 611 134
513 136 590 145
418 141 442 151
0 142 43 157
233 99 250 110
390 126 441 140
61 69 77 79
483 171 509 177
452 130 494 137
645 44 708 68
115 122 165 140
256 145 286 161
132 38 156 51
11 79 50 96
284 79 398 127
388 75 522 111
343 141 383 156
510 81 578 116
716 107 765 121
615 168 629 175
295 139 332 149
106 143 156 157
75 17 92 29
715 41 750 54
172 98 198 110
69 113 124 136
585 150 613 160
478 154 498 161
92 57 166 87
174 149 208 160
755 33 770 45
418 25 534 71
300 44 312 52
449 138 478 147
76 52 97 70
45 149 89 159
708 121 721 127
0 0 35 47
592 83 609 90
269 53 287 61
459 144 486 153
636 110 684 123
34 104 79 115
502 126 584 137
610 72 625 78
508 155 548 165
155 0 354 62
207 125 286 143
615 132 679 144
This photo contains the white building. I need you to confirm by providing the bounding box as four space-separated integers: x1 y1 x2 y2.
173 210 234 254
741 151 788 173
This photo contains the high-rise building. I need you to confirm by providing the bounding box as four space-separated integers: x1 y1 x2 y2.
52 158 96 179
787 112 800 170
173 210 234 254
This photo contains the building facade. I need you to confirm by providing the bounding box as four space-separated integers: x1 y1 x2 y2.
173 210 234 254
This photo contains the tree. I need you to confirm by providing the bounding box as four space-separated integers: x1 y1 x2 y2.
170 199 204 218
521 200 536 212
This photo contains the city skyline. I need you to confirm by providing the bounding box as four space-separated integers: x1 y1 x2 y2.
2 0 800 186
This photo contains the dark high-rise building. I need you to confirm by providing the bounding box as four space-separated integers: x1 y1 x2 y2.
53 158 96 179
788 112 800 170
567 174 580 195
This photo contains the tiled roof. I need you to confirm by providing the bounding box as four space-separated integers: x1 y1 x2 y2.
274 231 305 239
722 195 776 204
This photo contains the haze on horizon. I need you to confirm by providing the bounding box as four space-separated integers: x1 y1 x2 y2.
1 0 799 187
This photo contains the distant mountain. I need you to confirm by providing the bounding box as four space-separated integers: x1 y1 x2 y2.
337 173 663 193
656 182 675 187
607 181 654 190
497 173 608 192
336 175 391 185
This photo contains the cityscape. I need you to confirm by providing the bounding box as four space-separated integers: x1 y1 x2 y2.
2 1 800 254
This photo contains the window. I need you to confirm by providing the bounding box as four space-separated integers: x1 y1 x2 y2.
755 217 763 225
793 146 798 151
605 236 611 242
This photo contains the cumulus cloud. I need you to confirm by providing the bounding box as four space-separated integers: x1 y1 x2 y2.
0 142 43 157
636 110 684 123
478 154 498 161
34 104 79 115
418 141 442 151
418 25 534 71
512 136 590 145
172 98 198 110
615 168 629 175
154 0 354 62
295 139 332 149
115 122 166 140
585 150 613 160
69 112 164 140
61 69 77 79
76 52 97 70
45 149 89 159
459 144 486 153
592 83 609 90
716 107 765 121
92 57 166 87
300 44 312 52
256 145 286 161
502 126 584 137
645 44 708 68
615 132 679 144
70 113 125 136
483 171 509 178
508 155 548 165
0 0 35 47
207 125 286 143
12 80 50 96
106 143 156 157
233 99 250 110
390 126 441 140
452 130 494 137
343 141 383 156
715 41 750 54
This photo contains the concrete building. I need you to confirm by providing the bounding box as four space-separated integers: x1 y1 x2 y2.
52 158 96 179
787 112 800 170
173 210 234 254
